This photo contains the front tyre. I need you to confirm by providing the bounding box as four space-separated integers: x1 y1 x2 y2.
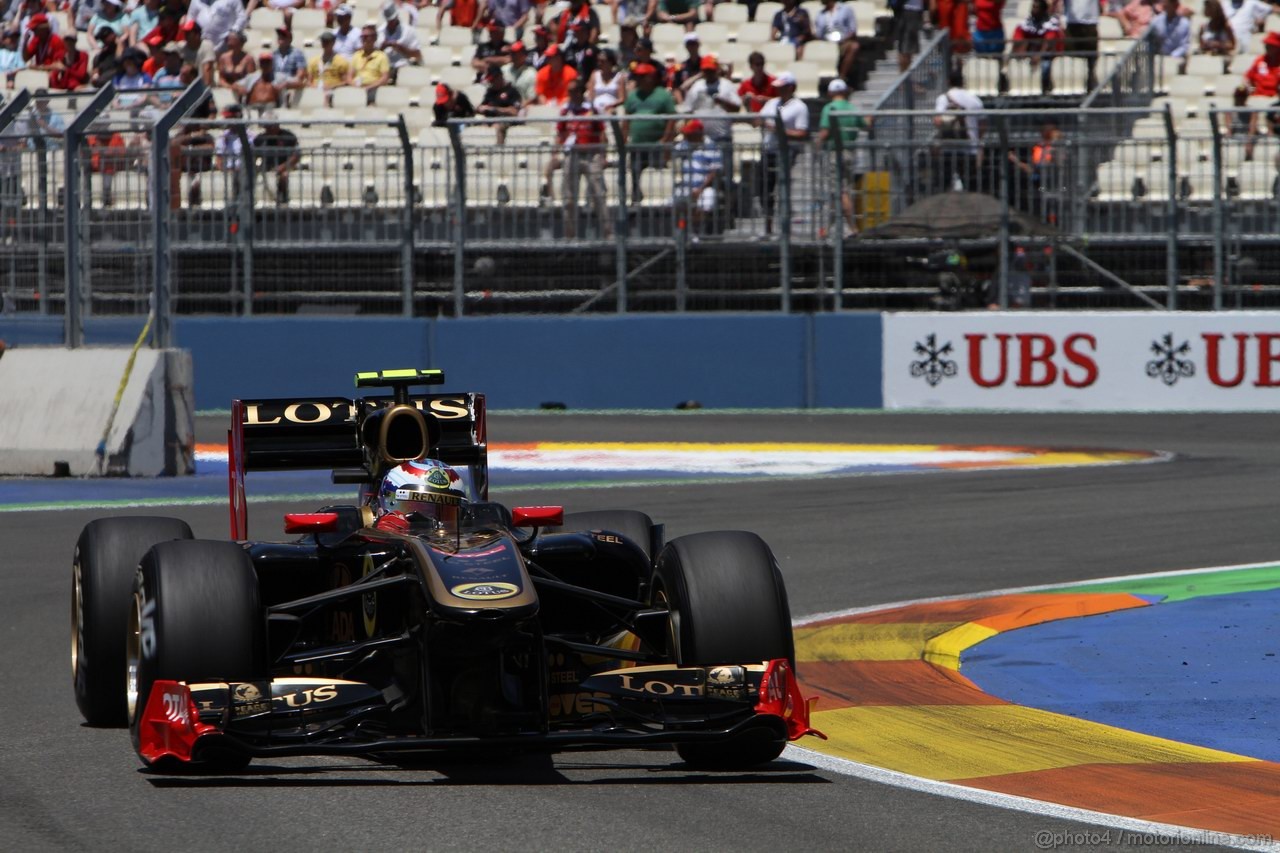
72 517 193 727
128 540 266 769
652 531 795 769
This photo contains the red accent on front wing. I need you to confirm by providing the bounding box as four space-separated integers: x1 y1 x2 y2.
756 659 827 741
136 681 218 765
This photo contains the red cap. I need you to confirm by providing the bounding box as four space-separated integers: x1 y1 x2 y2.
699 54 717 70
631 61 656 75
487 21 503 31
544 44 559 57
180 19 198 33
511 40 525 51
276 25 290 35
145 32 164 46
1266 31 1280 48
683 119 704 135
26 12 48 28
258 50 273 61
435 83 451 105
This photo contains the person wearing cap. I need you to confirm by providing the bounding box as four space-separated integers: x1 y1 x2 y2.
214 103 246 177
235 50 285 108
535 44 578 104
630 34 656 72
816 78 866 236
478 0 532 35
565 17 600 74
756 69 807 232
681 53 739 142
115 45 150 83
669 31 702 93
672 118 722 232
1236 28 1280 143
140 31 168 75
0 28 25 88
178 20 215 86
622 59 676 199
377 3 422 75
504 39 537 101
437 0 480 33
932 67 983 190
88 0 128 53
189 0 247 53
330 4 362 57
587 47 626 113
471 20 509 82
814 0 858 82
272 27 308 103
140 9 183 51
152 40 186 93
48 32 90 90
554 77 610 239
528 24 551 68
649 0 698 30
22 12 65 68
307 31 351 105
432 81 477 126
217 30 257 88
351 23 391 102
478 64 523 142
252 111 300 205
90 26 121 87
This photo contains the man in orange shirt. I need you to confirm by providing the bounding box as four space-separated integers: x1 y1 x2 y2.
535 44 577 104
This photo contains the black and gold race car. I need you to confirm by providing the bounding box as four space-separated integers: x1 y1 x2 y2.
71 369 820 772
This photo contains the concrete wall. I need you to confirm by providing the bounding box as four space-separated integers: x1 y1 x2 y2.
0 347 194 476
1 315 885 410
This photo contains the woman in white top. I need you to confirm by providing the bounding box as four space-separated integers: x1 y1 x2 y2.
587 48 627 114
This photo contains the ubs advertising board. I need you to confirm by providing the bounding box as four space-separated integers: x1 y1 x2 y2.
883 312 1280 411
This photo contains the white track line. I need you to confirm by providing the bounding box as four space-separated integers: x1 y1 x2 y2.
790 559 1280 851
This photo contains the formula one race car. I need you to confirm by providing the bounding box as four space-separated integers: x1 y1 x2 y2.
71 369 820 771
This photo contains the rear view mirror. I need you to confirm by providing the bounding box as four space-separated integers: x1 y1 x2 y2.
511 506 564 527
284 512 340 534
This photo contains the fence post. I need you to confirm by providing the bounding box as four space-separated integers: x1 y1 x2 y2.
673 139 687 311
996 114 1010 310
62 84 114 349
614 119 629 313
447 121 466 317
1162 102 1176 310
1210 108 1224 311
235 120 254 318
151 83 209 344
831 115 844 310
396 115 414 317
777 113 791 313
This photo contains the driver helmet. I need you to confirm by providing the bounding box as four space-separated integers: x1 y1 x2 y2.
378 459 467 528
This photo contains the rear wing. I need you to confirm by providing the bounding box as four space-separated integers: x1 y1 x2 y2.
228 390 487 539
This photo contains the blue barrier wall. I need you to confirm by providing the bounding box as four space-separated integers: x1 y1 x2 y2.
0 314 883 410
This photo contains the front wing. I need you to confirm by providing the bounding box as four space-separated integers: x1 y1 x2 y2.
135 659 825 767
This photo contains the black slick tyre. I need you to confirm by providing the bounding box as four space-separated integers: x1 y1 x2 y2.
652 531 795 769
555 510 657 561
128 540 266 769
72 517 193 727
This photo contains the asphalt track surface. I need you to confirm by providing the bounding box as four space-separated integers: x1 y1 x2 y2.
4 411 1276 853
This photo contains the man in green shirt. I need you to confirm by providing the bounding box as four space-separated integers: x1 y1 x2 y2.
815 79 868 235
622 61 676 201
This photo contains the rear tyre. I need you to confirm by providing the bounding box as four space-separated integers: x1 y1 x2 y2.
554 510 657 561
652 531 795 769
128 540 266 769
72 517 193 727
